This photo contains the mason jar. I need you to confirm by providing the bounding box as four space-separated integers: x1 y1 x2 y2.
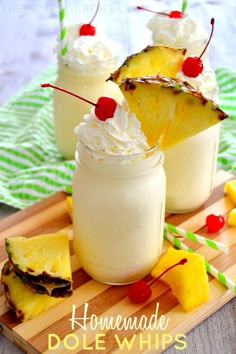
53 63 123 160
72 142 166 284
164 87 220 213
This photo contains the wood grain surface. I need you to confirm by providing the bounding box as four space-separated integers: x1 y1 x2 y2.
0 169 235 354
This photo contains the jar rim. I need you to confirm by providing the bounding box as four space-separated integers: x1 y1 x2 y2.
75 141 164 177
76 141 161 162
57 57 118 78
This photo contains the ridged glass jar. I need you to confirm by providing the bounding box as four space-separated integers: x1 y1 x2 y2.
164 87 220 213
73 143 166 284
53 63 122 160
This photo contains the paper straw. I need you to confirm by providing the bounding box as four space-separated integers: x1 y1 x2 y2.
58 0 67 56
164 229 236 293
164 222 229 254
181 0 188 13
64 185 72 194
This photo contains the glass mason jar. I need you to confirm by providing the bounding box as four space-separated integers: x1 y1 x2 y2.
72 143 166 284
53 63 123 160
164 87 220 213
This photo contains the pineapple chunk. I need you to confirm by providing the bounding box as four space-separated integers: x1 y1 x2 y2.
67 196 73 220
5 233 72 297
120 75 228 148
224 180 236 205
151 247 209 311
108 45 186 85
228 208 236 226
1 261 63 322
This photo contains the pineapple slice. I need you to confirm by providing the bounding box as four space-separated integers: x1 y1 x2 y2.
224 180 236 205
228 208 236 226
151 247 209 312
1 261 63 322
108 45 186 85
5 233 72 297
66 195 73 220
120 75 228 149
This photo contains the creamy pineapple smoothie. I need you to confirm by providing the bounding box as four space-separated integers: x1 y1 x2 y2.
147 10 220 212
54 24 123 160
164 64 220 212
72 101 166 284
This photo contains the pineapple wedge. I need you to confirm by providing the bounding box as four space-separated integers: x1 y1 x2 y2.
1 261 63 322
120 75 228 149
108 45 186 85
224 180 236 205
66 195 73 220
5 233 72 297
228 208 236 226
151 247 209 312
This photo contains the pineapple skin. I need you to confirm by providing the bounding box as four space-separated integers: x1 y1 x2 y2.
120 75 228 149
108 45 186 85
151 247 209 312
5 233 73 297
15 270 73 298
1 261 63 322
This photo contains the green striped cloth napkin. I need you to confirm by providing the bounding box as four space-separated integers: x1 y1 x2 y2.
0 66 75 209
0 66 235 209
216 68 236 173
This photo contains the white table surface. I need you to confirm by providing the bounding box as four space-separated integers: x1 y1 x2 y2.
0 1 235 353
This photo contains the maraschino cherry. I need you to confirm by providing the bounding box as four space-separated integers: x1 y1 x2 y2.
79 0 100 36
40 83 117 121
182 18 215 78
136 6 183 19
127 258 187 304
206 213 225 233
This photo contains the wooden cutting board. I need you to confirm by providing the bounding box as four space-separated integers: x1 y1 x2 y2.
0 169 235 354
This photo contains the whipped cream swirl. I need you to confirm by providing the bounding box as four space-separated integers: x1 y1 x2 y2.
177 61 218 100
147 12 208 57
57 24 119 75
75 101 149 155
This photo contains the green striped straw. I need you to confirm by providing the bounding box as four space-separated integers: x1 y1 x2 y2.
64 185 72 195
165 223 229 254
181 0 188 13
58 0 67 56
164 229 236 293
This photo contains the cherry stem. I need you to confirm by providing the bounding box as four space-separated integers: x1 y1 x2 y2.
148 258 188 287
136 6 168 17
40 83 97 107
198 18 215 60
89 0 100 25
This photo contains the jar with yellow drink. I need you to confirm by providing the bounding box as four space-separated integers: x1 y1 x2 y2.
72 101 166 284
54 20 123 159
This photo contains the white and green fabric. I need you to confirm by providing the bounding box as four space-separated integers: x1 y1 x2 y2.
216 68 236 173
0 66 75 209
0 66 235 209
